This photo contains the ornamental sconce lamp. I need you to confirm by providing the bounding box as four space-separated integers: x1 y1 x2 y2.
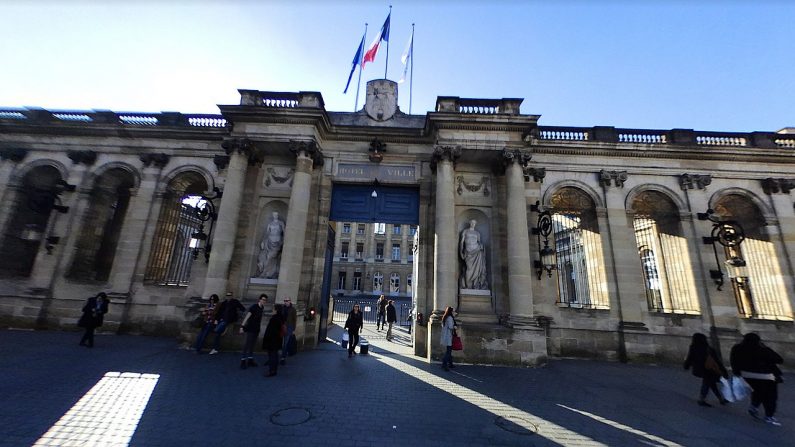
191 187 222 263
23 179 76 254
531 201 557 280
698 208 746 290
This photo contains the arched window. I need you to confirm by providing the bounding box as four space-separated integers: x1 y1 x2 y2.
715 195 792 320
407 273 413 295
67 168 136 282
372 271 383 292
550 187 608 308
632 190 699 313
0 166 64 277
144 172 209 286
389 272 400 294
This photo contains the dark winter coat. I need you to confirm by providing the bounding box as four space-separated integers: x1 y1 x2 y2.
216 298 245 324
730 340 783 377
262 313 284 351
684 344 726 379
78 296 109 328
386 303 397 323
345 310 363 332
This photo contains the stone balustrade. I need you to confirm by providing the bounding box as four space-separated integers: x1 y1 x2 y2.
435 97 523 115
238 90 325 109
0 108 227 128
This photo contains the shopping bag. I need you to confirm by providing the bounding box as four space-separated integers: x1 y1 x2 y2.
731 376 752 401
341 331 349 349
718 377 735 402
452 335 463 351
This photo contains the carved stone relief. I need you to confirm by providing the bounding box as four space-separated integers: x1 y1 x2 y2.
456 175 491 197
264 167 295 188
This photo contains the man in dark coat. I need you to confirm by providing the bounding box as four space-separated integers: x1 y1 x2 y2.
78 292 109 348
209 292 245 355
730 333 784 425
262 304 285 377
238 294 267 369
385 300 397 341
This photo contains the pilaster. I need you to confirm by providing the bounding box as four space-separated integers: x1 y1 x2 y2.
431 145 459 315
502 149 535 325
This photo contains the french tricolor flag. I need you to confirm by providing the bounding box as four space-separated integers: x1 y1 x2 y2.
362 12 390 68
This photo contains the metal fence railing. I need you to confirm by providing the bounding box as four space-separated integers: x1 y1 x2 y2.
332 297 412 327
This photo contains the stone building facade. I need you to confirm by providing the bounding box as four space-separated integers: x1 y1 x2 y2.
1 79 794 367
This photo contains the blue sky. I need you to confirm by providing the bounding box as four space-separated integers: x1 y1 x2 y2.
1 1 793 132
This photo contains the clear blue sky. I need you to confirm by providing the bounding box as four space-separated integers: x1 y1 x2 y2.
2 1 793 132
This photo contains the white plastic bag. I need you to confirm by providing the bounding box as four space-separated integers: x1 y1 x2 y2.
730 376 752 401
341 331 349 349
342 332 349 342
719 377 735 402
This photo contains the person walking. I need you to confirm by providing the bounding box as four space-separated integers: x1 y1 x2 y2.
209 292 245 355
683 332 728 407
78 292 109 348
440 306 457 371
262 304 284 377
376 295 387 331
280 298 297 365
730 332 784 426
385 300 397 341
194 294 219 354
238 294 267 369
344 304 364 358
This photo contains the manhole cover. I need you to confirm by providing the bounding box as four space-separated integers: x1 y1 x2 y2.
270 407 312 426
495 416 538 435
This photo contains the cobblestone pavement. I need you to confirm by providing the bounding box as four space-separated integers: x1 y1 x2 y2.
1 326 792 447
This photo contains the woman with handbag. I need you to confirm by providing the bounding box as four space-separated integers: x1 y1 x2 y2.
440 306 457 371
344 304 363 358
683 332 728 407
78 292 109 348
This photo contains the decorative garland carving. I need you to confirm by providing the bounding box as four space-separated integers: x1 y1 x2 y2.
265 167 295 187
456 175 490 196
523 167 546 183
67 150 97 166
762 178 795 195
599 170 628 188
679 174 712 190
139 153 171 168
0 147 28 162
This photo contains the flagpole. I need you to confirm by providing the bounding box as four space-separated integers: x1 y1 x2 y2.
355 23 368 112
409 23 414 114
384 5 392 79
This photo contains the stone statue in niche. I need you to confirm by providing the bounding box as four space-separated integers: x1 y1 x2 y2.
256 211 285 279
459 219 488 290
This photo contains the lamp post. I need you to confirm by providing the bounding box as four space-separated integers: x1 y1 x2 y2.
22 179 75 254
191 187 222 263
697 209 746 291
531 202 557 280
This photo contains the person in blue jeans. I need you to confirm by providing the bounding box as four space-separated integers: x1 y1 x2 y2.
194 294 219 353
280 298 297 365
440 306 456 371
209 292 245 354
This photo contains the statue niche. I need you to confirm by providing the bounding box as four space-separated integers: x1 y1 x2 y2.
459 219 488 290
256 211 285 279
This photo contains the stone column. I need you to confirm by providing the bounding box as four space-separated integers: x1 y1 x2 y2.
503 149 535 324
275 141 322 304
762 181 795 316
431 146 460 314
0 149 28 237
203 138 252 297
107 156 168 292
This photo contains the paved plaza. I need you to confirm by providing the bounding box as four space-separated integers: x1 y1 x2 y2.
0 325 791 447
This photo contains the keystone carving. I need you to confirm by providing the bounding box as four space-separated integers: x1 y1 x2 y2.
139 153 171 168
679 174 712 190
599 170 628 188
67 150 97 166
369 138 386 163
762 178 795 195
456 175 490 196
